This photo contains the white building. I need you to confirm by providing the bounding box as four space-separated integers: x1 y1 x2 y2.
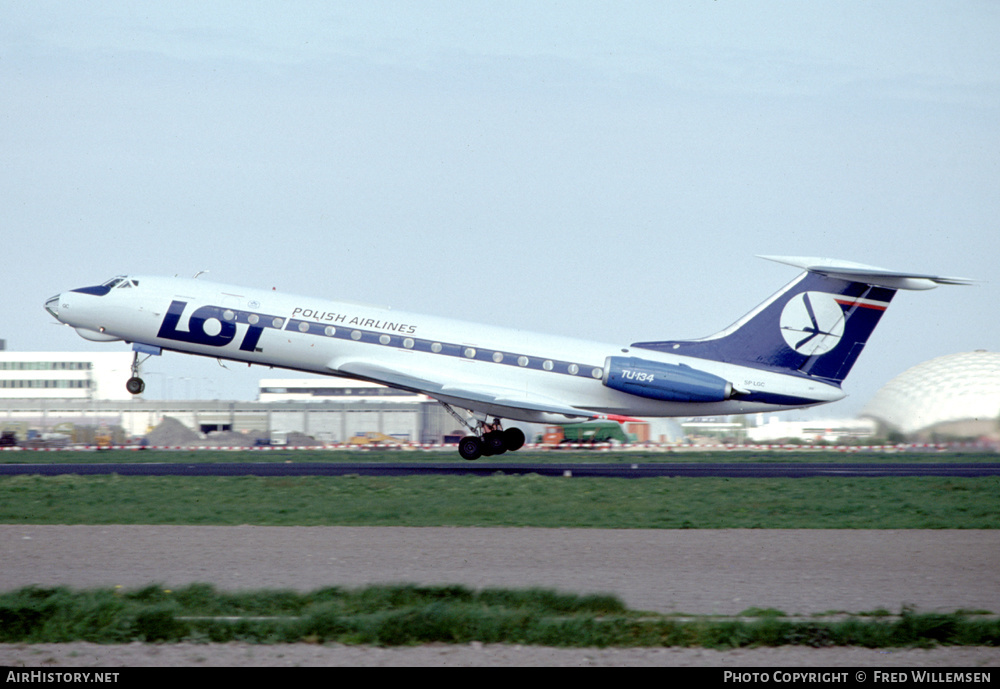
258 377 431 403
747 416 877 444
0 352 134 401
862 350 1000 440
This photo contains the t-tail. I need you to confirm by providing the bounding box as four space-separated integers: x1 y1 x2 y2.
632 256 972 386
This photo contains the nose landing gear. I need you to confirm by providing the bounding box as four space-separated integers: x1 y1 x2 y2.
126 351 146 395
125 344 161 396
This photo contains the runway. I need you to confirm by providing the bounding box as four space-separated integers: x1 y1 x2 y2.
2 525 998 616
2 460 999 478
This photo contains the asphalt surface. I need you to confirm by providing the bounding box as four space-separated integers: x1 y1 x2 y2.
3 525 998 616
3 460 1000 477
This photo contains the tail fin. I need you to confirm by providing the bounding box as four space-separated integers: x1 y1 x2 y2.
632 256 972 385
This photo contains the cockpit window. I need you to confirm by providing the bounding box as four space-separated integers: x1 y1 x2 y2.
102 276 139 289
72 276 137 297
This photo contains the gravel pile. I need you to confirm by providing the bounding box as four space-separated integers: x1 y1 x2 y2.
143 417 199 446
142 418 321 448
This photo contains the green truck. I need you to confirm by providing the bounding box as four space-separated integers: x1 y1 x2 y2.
543 421 637 445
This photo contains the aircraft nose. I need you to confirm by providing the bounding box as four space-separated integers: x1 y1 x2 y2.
45 293 62 320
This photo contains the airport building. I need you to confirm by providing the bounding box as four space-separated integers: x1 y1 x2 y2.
0 351 134 401
861 350 1000 441
746 417 878 444
258 378 431 404
0 352 459 444
0 395 460 446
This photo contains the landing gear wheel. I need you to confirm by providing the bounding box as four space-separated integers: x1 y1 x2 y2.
503 427 526 452
458 435 483 461
483 431 507 456
127 349 149 396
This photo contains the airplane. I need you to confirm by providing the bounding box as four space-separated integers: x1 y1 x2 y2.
44 256 970 459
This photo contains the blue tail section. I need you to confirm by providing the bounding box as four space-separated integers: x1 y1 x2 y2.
633 257 970 385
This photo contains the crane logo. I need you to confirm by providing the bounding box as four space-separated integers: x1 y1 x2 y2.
779 292 846 356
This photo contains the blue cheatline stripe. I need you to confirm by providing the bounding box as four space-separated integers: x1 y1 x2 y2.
282 317 606 379
195 302 602 380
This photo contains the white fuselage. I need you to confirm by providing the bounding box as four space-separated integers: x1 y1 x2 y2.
47 275 844 423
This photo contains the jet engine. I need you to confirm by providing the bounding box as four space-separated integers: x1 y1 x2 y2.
602 356 735 403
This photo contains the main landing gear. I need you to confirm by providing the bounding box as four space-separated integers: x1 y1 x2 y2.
457 419 526 461
438 402 525 461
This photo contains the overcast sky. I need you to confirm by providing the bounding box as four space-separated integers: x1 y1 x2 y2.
2 1 997 416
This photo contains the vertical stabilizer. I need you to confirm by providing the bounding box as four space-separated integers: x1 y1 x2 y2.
632 257 971 385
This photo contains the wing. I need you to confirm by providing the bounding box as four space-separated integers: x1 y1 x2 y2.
327 358 604 422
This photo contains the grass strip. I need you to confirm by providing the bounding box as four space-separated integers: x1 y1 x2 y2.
1 474 998 528
1 584 996 648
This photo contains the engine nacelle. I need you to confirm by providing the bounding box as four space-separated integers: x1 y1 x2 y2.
603 356 734 403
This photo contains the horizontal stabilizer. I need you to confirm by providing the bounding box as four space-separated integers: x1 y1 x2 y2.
758 256 974 290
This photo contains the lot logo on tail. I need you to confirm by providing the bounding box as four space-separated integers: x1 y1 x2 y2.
779 292 845 356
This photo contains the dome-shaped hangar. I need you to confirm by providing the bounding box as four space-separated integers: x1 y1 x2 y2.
861 351 1000 439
